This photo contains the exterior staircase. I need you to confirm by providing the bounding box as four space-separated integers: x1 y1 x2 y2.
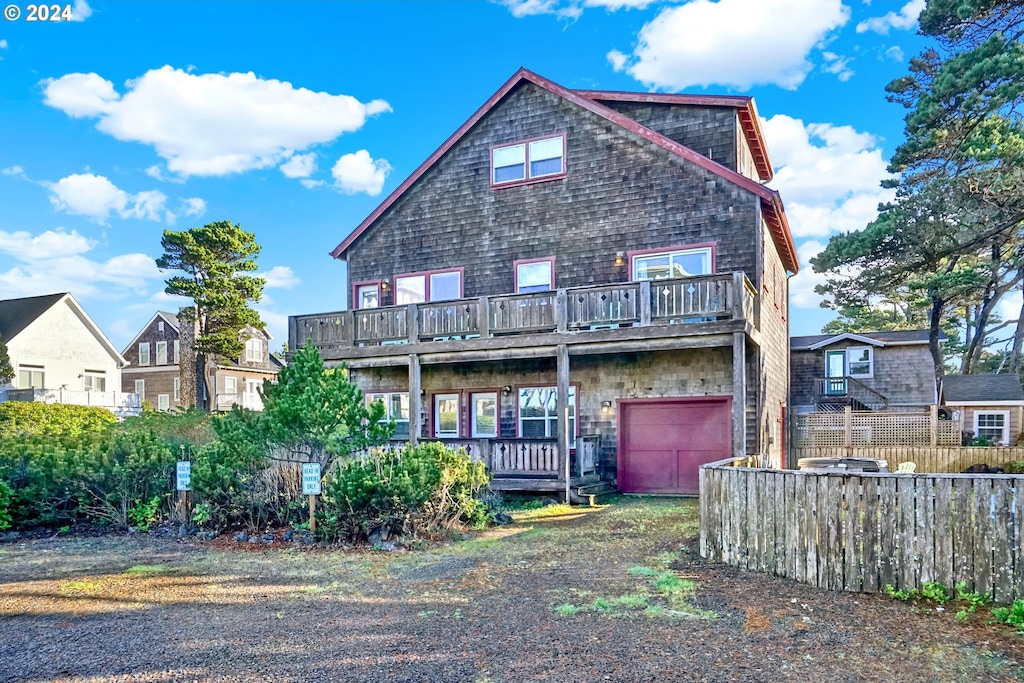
814 377 889 412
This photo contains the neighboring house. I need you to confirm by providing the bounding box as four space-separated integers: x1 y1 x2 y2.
121 312 281 412
0 292 139 418
790 330 941 414
288 68 799 496
941 374 1024 446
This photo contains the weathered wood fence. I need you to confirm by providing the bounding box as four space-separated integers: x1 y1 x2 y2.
791 446 1024 474
700 458 1024 603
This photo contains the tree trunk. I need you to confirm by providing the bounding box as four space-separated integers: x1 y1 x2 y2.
1009 294 1024 374
929 289 946 388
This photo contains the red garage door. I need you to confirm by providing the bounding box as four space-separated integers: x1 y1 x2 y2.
618 398 732 495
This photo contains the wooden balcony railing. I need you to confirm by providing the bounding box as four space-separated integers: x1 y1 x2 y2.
290 272 757 351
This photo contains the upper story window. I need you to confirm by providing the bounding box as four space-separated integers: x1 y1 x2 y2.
355 282 380 310
156 341 168 365
138 342 150 366
245 338 263 362
491 135 565 187
18 366 44 389
515 258 554 293
396 269 463 305
632 246 713 281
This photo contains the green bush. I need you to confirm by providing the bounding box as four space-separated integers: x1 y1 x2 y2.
0 478 12 531
319 442 490 542
0 402 116 438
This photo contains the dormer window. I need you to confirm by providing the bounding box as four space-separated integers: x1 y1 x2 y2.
491 135 565 187
245 338 263 362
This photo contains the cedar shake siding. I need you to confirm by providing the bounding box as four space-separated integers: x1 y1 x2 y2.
291 70 797 493
344 82 760 302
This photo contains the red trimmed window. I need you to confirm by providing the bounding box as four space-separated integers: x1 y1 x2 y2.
354 282 381 309
514 257 554 293
395 268 463 305
491 135 565 186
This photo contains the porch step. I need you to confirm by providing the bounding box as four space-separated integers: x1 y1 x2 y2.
572 481 617 506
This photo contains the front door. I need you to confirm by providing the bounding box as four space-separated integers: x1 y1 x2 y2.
824 350 847 395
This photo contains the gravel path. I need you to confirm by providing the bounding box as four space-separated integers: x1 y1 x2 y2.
1 498 1022 682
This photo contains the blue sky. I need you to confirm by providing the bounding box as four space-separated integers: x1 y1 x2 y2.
0 0 930 349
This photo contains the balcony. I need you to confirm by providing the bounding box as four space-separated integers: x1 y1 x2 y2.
214 392 264 412
1 387 142 418
290 272 758 362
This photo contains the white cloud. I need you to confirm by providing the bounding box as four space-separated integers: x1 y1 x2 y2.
584 0 655 9
41 66 392 177
45 173 168 223
70 0 93 21
789 240 830 309
607 50 628 72
822 51 854 82
857 0 924 34
764 114 895 238
258 265 300 289
885 45 905 62
331 150 391 196
2 166 25 178
144 164 184 183
501 0 583 19
180 197 206 217
609 0 850 91
0 39 8 49
280 152 316 179
300 179 326 190
0 228 162 300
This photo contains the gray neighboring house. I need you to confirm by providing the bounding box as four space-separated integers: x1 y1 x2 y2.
941 374 1024 446
790 330 941 414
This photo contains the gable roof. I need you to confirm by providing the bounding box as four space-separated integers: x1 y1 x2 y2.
791 329 938 350
942 374 1024 403
0 292 128 366
0 292 65 343
329 67 799 273
121 311 181 354
573 90 773 182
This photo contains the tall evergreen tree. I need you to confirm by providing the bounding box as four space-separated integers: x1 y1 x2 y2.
0 333 13 386
156 221 265 409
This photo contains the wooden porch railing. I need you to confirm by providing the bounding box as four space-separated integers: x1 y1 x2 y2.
290 272 757 350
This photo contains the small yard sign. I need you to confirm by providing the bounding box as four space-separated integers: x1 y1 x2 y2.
176 461 191 492
302 463 322 496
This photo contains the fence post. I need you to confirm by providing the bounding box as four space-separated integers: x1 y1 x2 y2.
639 280 652 326
555 289 568 333
407 303 420 344
844 405 852 450
477 297 490 338
930 404 938 446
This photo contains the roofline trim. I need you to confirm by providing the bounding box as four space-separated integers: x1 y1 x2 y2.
121 311 180 355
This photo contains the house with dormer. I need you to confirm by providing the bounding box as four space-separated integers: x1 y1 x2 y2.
289 68 799 495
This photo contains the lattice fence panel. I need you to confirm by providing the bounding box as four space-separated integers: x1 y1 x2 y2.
796 411 962 448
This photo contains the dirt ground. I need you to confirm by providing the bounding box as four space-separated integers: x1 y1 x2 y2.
1 497 1022 683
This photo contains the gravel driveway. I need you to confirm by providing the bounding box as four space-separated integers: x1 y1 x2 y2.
1 497 1022 682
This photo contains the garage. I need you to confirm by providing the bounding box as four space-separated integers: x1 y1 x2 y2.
617 397 732 495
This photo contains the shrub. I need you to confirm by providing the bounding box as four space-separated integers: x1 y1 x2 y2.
0 402 116 438
0 478 12 531
319 442 490 542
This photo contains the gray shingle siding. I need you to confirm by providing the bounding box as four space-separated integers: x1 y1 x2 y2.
345 82 760 301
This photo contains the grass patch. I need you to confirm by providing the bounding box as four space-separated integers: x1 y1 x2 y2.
553 561 713 620
123 564 167 575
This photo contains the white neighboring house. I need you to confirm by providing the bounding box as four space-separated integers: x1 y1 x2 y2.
0 293 141 418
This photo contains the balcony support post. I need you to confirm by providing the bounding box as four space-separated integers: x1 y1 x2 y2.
408 353 421 446
557 343 570 502
732 331 747 458
639 280 651 327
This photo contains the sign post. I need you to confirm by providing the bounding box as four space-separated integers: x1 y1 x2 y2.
301 462 322 533
175 460 191 524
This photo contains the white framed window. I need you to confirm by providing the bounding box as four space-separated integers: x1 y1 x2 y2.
846 347 873 378
224 376 238 395
632 247 712 281
174 340 180 363
83 372 106 392
434 393 460 438
158 321 164 332
173 378 180 401
367 392 410 439
157 394 170 412
138 342 150 366
245 338 262 362
515 258 554 294
135 379 145 398
356 283 380 309
492 135 565 186
395 269 463 305
18 366 44 389
518 386 577 448
471 392 498 438
156 341 168 365
974 411 1010 445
